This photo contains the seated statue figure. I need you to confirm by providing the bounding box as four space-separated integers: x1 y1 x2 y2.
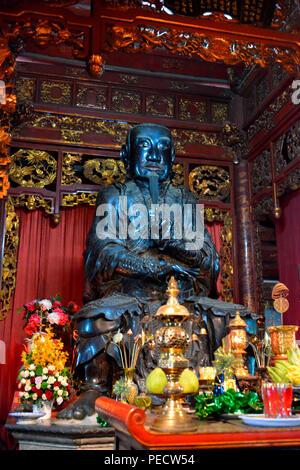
57 123 254 420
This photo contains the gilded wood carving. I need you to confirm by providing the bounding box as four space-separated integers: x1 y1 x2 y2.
189 165 231 201
0 197 19 320
105 24 300 72
9 149 57 188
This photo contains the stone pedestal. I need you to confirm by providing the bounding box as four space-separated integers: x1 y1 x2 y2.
5 414 115 450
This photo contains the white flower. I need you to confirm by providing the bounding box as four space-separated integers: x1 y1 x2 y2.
32 393 38 401
113 330 123 344
25 384 31 392
42 394 47 400
58 376 63 382
30 371 35 377
47 376 55 384
39 299 52 310
21 378 26 384
54 386 59 391
36 384 41 390
29 364 36 371
55 372 59 378
23 392 29 399
48 365 55 371
42 367 48 375
57 390 63 396
47 312 60 325
23 370 29 378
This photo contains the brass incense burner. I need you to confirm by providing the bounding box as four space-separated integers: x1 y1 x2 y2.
149 277 199 434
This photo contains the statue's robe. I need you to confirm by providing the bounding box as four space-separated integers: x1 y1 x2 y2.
72 179 220 375
84 179 220 302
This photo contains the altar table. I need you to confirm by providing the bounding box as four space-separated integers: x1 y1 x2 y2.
95 397 300 451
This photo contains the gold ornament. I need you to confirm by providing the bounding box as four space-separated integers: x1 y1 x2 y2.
149 277 199 434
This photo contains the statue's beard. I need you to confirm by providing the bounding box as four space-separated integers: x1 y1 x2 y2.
148 173 160 204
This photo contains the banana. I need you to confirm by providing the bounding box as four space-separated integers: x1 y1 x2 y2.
275 360 290 370
267 346 300 385
267 367 288 384
287 348 300 365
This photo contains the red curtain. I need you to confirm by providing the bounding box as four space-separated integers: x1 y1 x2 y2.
0 206 222 446
276 188 300 340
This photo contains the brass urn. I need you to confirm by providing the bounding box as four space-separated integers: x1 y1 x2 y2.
149 277 199 434
267 325 299 365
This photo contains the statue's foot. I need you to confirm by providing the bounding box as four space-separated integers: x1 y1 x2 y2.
56 390 101 421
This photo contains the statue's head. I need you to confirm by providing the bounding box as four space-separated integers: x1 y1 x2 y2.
121 123 175 182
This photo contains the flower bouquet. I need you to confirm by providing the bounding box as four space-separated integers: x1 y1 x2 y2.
17 328 72 412
20 294 80 338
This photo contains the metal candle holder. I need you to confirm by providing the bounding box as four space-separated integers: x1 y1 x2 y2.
149 277 199 434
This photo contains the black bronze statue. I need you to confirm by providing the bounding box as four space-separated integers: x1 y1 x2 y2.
57 123 256 420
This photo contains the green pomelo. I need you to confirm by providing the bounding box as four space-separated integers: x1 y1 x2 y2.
146 368 167 394
179 368 199 394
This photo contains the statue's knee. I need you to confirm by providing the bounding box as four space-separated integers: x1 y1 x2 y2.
76 317 120 338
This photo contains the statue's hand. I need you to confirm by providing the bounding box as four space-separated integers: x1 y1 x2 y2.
157 262 200 282
171 264 201 281
156 260 175 282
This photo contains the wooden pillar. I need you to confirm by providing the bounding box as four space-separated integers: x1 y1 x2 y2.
234 159 259 313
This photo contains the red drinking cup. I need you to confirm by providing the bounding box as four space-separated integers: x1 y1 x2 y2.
277 383 293 418
262 383 279 418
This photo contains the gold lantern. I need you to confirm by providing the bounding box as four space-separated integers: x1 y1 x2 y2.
149 277 199 434
228 311 250 378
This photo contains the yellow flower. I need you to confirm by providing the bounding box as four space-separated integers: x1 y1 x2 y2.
22 328 69 372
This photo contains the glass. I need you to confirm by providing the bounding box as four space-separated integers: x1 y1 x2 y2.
261 382 293 418
277 383 293 418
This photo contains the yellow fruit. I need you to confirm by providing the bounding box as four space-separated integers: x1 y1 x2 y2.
146 368 167 394
179 368 199 394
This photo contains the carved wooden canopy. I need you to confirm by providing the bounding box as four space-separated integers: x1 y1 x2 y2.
164 0 277 26
0 0 299 200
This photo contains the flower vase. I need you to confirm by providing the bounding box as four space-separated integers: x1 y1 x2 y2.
124 368 138 405
35 400 54 420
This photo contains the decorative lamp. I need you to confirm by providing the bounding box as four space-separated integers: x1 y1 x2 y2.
228 311 250 377
149 276 199 434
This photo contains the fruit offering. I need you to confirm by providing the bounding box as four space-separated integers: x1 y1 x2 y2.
267 345 300 385
146 367 168 394
179 369 199 394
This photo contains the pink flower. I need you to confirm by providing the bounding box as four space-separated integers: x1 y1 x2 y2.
52 308 69 326
57 311 69 326
35 377 42 385
30 314 41 326
53 307 64 314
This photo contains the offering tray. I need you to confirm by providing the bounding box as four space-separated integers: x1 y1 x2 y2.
9 411 46 423
238 414 300 427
